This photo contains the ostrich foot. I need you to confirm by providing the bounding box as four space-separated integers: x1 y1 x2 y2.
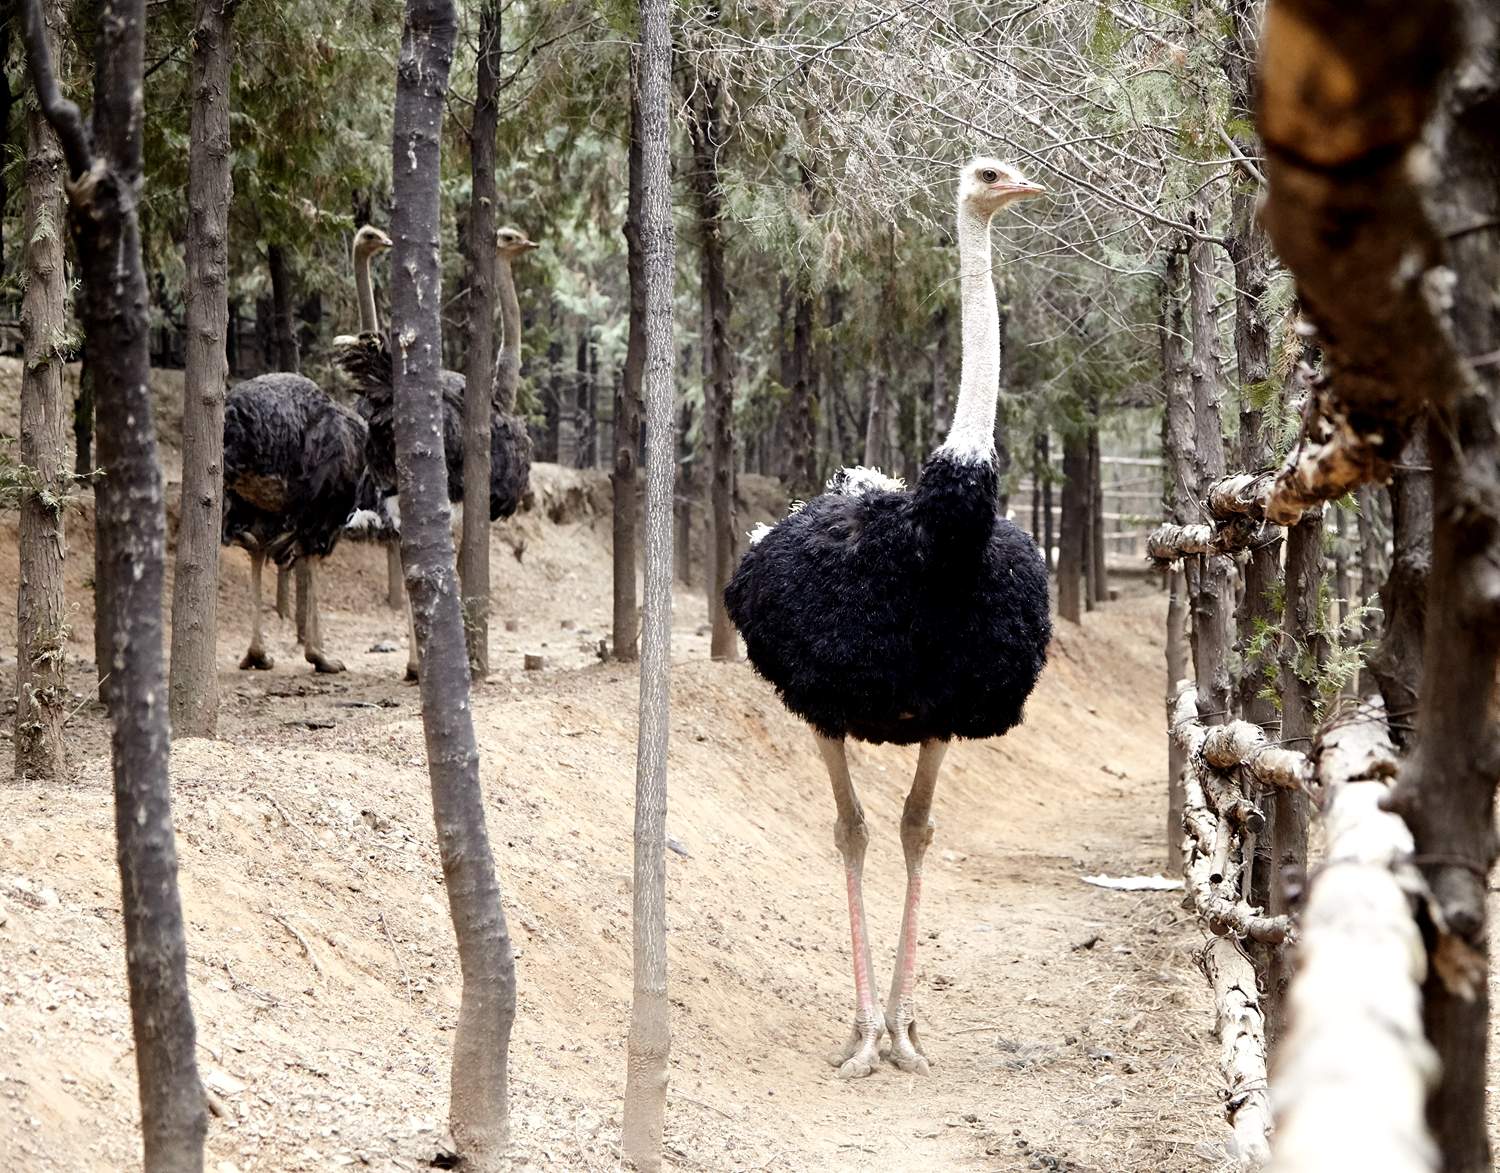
885 1007 929 1075
239 649 274 671
827 1016 884 1080
307 652 346 674
403 664 420 683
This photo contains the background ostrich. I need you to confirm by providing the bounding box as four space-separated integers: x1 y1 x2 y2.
222 373 367 673
335 224 537 677
724 158 1052 1079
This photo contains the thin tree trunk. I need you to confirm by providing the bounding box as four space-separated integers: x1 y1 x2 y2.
614 65 646 663
1370 426 1430 739
1186 203 1232 731
931 304 951 440
391 3 514 1162
1057 432 1087 624
1164 565 1187 872
73 357 94 477
1269 510 1324 1036
1081 429 1096 615
169 0 238 739
461 0 500 680
21 1 208 1167
1030 431 1042 543
862 369 887 469
623 0 675 1163
1390 13 1500 1165
267 242 298 372
995 299 1011 516
687 64 736 661
1087 413 1105 605
1040 431 1054 572
15 0 69 780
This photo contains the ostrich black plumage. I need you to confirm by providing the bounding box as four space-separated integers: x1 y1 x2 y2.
221 373 367 673
334 224 536 678
724 158 1052 1079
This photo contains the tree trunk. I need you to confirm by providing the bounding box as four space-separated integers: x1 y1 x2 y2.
1040 431 1054 572
1087 415 1105 605
931 304 951 441
1164 564 1187 873
0 22 12 277
613 62 646 664
20 0 209 1166
623 0 675 1164
294 559 310 644
1390 13 1500 1165
788 286 816 497
1081 431 1096 616
267 242 298 372
995 299 1011 517
15 0 69 781
1186 203 1232 731
1030 431 1042 544
391 3 514 1162
686 66 736 661
169 0 238 740
1370 425 1431 739
1269 511 1324 1036
276 563 291 619
461 0 500 680
73 357 94 477
1057 432 1087 624
862 369 887 469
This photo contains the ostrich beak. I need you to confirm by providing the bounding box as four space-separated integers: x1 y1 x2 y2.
991 180 1046 197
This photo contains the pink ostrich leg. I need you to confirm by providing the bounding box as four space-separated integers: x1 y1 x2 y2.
816 734 885 1079
885 738 948 1074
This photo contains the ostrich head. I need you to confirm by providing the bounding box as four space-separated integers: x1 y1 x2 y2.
958 157 1045 215
353 224 393 259
495 225 539 259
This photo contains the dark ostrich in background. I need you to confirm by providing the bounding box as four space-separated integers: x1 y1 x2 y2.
335 224 536 679
725 158 1052 1079
221 373 367 673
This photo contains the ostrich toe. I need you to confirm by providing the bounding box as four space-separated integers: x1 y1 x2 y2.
239 649 274 671
885 1014 929 1075
307 652 346 674
828 1016 884 1080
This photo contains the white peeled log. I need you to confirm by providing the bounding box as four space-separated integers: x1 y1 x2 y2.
1201 721 1314 793
1268 702 1438 1173
1205 937 1274 1168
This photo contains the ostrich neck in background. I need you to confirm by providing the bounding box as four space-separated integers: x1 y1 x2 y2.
939 203 999 464
355 248 380 334
494 257 522 412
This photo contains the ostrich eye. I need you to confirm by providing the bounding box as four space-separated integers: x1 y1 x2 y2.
979 168 998 184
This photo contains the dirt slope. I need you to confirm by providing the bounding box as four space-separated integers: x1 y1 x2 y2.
0 356 1233 1171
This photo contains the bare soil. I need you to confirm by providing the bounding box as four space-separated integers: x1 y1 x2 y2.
0 359 1248 1171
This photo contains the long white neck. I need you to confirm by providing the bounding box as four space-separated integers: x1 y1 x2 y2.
939 202 999 464
493 255 522 412
355 247 380 334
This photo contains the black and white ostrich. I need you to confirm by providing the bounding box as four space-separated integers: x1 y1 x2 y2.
724 158 1052 1079
335 224 536 678
222 372 367 673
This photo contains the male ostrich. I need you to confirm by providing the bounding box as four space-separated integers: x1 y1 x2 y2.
335 224 537 677
724 158 1052 1079
222 373 367 673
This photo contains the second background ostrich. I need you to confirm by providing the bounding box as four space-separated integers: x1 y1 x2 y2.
336 224 536 679
725 158 1052 1078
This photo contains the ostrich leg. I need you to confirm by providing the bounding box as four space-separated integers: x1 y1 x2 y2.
885 738 948 1074
816 734 885 1079
404 598 420 681
301 557 346 674
240 551 274 670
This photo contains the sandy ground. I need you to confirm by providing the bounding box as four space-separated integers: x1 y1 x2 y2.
0 357 1336 1171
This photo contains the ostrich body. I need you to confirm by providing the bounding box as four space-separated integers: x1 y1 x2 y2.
222 372 367 673
724 159 1051 1078
335 225 536 678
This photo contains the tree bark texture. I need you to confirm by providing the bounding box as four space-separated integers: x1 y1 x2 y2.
1165 564 1188 873
267 242 298 372
614 64 646 664
461 0 500 680
1186 206 1232 733
622 2 676 1164
1257 0 1466 512
1087 419 1105 605
1057 432 1087 624
390 2 514 1163
73 357 94 477
21 0 209 1166
1388 8 1500 1166
686 67 736 661
169 0 238 739
1370 426 1431 743
15 0 69 782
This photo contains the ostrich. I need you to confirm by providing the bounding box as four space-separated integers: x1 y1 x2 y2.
335 223 537 677
222 373 367 673
724 158 1052 1079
